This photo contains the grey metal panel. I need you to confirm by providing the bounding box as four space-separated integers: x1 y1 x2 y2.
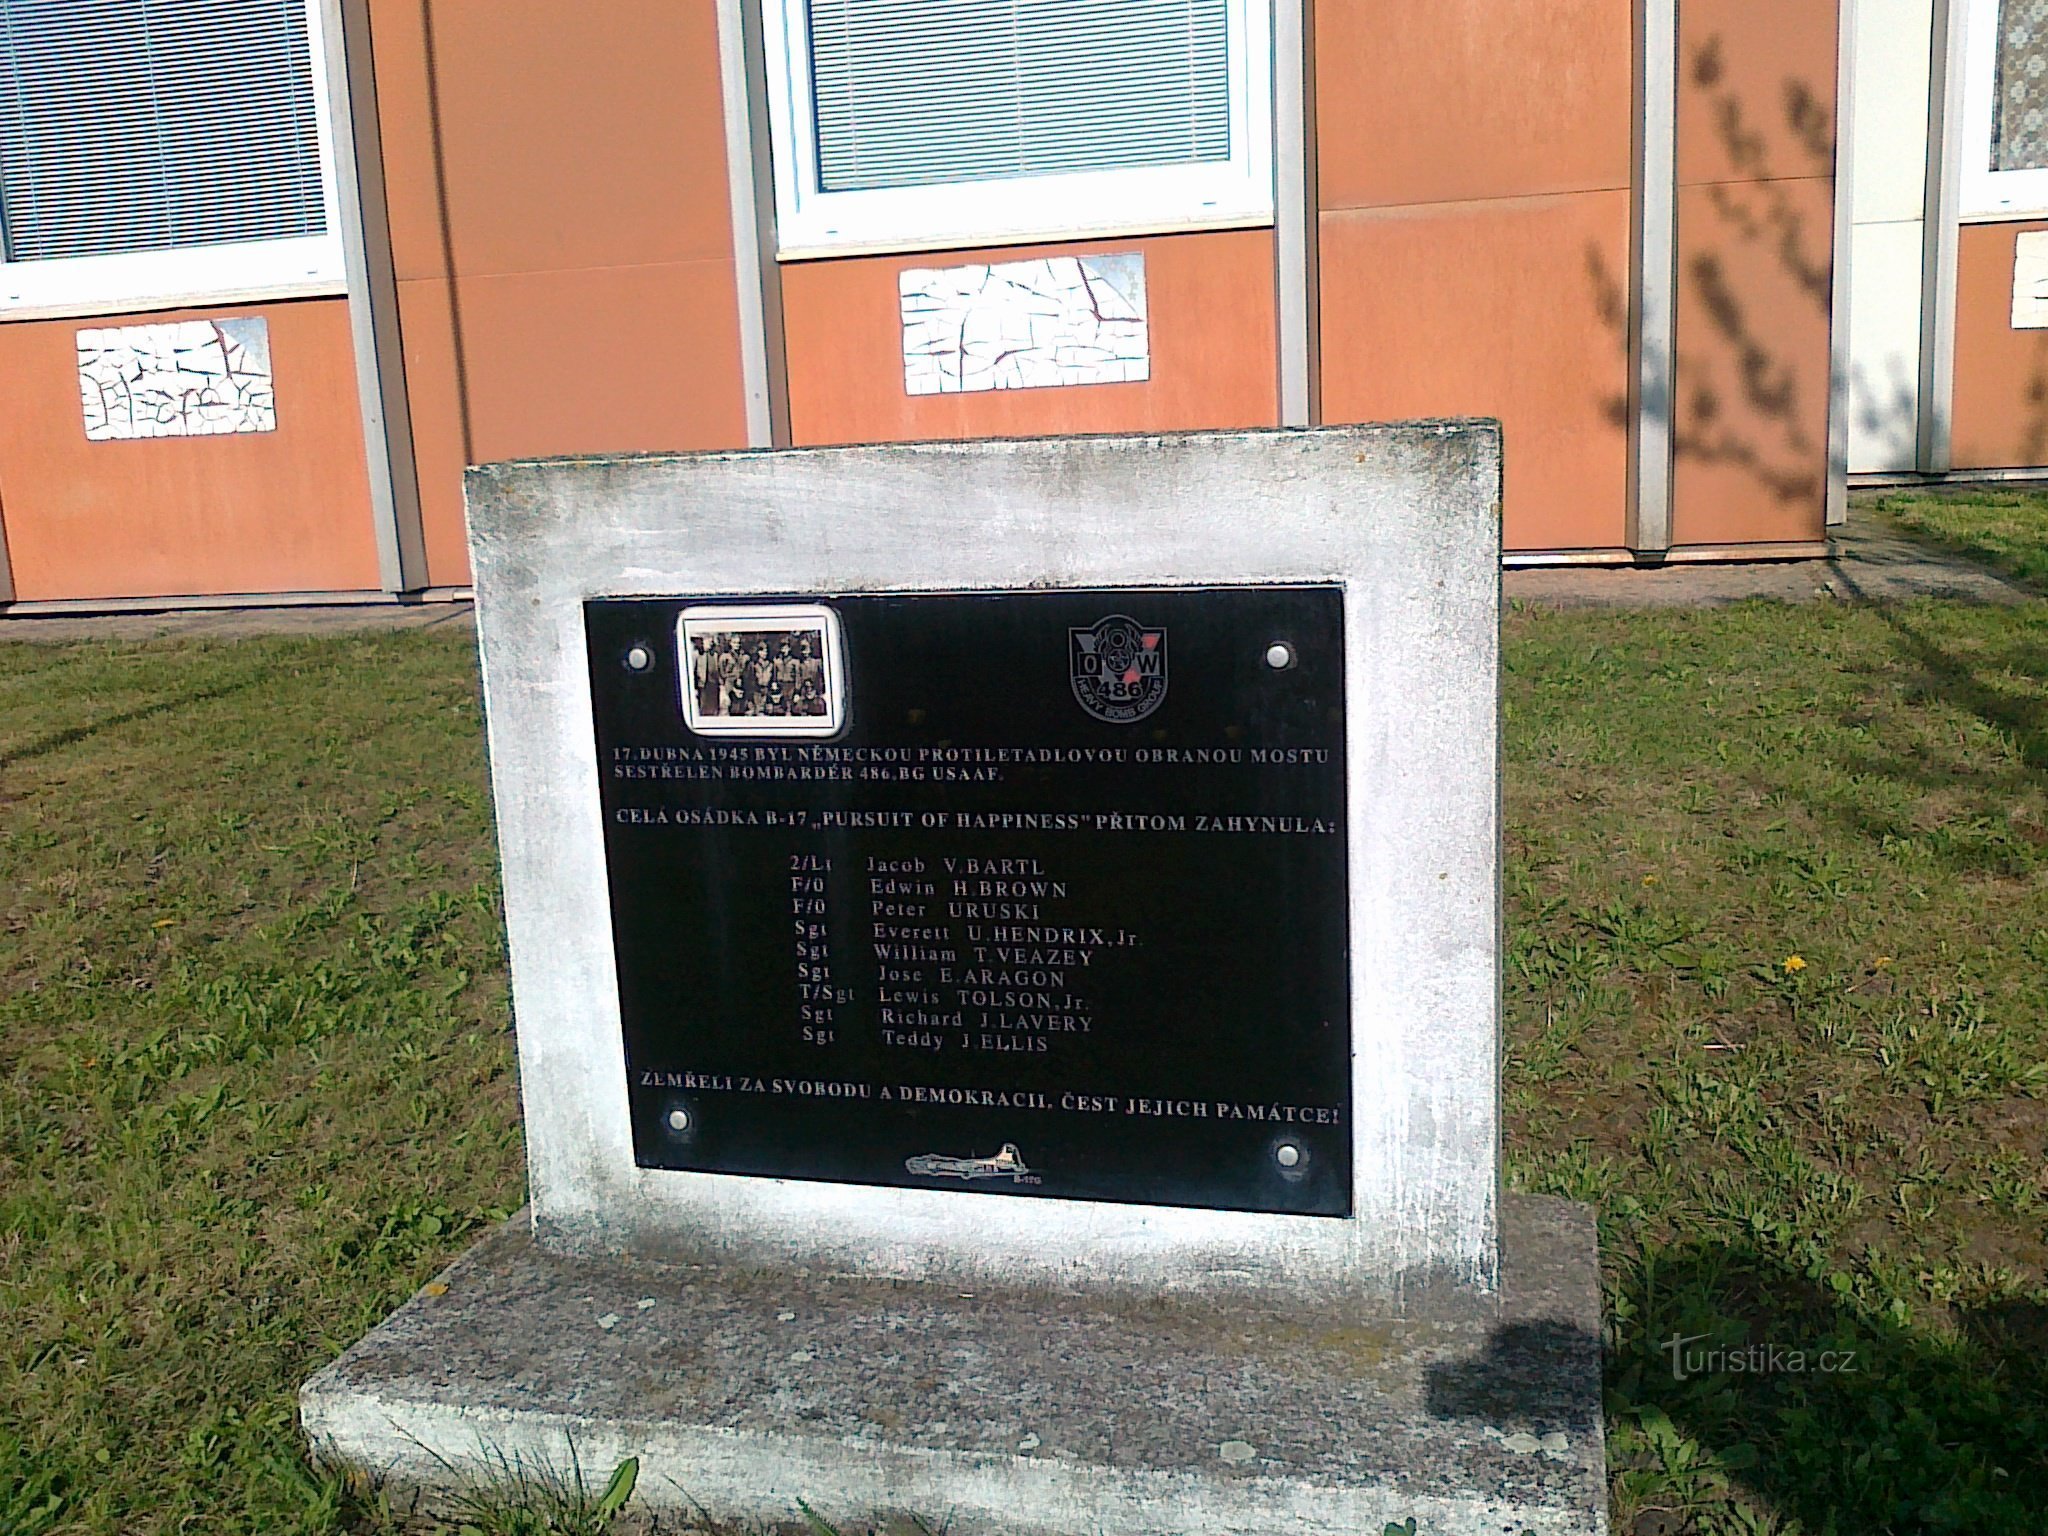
321 0 426 594
1828 0 1859 526
1628 0 1677 553
717 0 790 449
1920 0 1965 472
1274 0 1319 428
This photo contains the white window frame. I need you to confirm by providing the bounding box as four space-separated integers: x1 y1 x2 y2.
1960 0 2048 218
761 0 1274 258
0 0 346 319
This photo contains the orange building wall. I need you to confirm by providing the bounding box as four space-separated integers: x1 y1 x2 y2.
366 0 750 587
1951 220 2048 469
782 232 1278 445
0 1 1866 605
1314 0 1635 553
1669 0 1838 545
0 298 380 602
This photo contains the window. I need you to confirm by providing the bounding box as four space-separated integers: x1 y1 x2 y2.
763 0 1273 256
1962 0 2048 216
0 0 343 317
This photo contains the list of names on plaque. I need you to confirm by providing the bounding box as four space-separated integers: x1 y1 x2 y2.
586 586 1351 1215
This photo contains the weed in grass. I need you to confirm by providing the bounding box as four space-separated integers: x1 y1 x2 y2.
431 1448 640 1536
680 1501 949 1536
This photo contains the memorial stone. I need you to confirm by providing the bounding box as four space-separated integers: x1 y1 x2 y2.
303 425 1607 1535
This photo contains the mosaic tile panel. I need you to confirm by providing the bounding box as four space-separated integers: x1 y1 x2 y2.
77 318 277 441
2013 230 2048 326
1994 0 2048 172
899 254 1149 396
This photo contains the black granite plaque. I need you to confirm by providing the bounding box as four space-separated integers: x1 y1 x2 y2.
585 586 1350 1215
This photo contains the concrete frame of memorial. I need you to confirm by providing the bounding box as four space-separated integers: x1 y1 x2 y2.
302 424 1608 1536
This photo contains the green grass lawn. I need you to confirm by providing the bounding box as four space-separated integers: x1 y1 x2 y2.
4 583 2047 1534
1505 597 2048 1533
0 633 521 1535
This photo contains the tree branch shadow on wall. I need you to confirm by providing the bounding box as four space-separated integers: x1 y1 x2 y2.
1582 34 2048 512
420 0 476 466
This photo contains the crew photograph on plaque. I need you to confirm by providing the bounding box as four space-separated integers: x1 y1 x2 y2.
677 603 846 737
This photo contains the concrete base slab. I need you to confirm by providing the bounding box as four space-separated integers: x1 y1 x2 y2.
301 1194 1607 1535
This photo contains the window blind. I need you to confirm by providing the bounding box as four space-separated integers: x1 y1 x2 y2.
0 0 326 263
808 0 1231 193
1995 0 2048 171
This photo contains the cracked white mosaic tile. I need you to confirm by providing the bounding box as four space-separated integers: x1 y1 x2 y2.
77 318 277 442
899 254 1149 396
2016 231 2048 328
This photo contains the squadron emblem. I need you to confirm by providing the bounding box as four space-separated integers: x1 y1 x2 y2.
1069 614 1167 724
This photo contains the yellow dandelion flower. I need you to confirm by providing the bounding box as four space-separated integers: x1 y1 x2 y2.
1873 956 1894 970
1642 874 1659 886
1782 955 1807 973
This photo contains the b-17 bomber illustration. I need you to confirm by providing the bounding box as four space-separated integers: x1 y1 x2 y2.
905 1144 1031 1181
